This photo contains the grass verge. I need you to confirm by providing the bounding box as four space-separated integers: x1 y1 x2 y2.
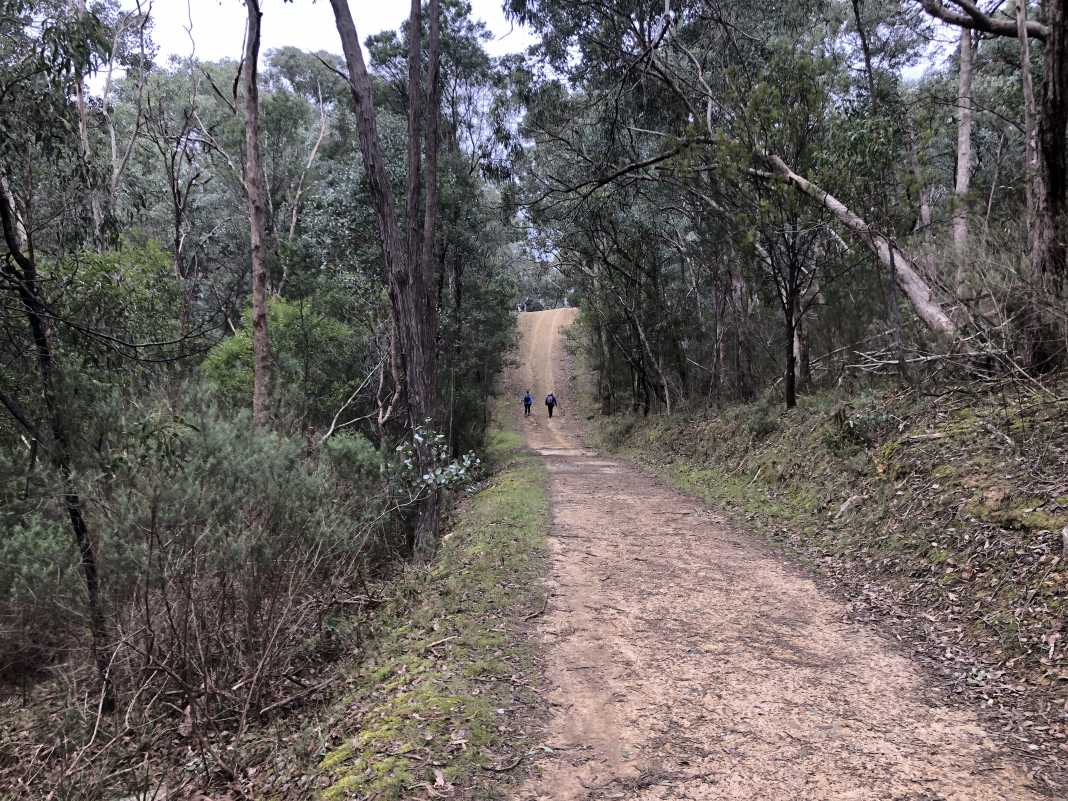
318 419 549 800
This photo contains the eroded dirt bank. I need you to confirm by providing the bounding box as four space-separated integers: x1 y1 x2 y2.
510 308 1048 801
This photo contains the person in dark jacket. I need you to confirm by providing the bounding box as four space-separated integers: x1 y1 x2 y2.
523 390 533 416
545 392 558 418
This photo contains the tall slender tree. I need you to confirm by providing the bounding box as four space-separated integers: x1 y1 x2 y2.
243 0 271 426
330 0 444 559
1 165 114 717
953 27 974 290
922 0 1067 285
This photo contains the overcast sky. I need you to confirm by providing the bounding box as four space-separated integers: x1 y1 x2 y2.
141 0 535 64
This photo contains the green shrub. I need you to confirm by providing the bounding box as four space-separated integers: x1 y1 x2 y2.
323 431 382 483
1 395 389 710
200 296 369 426
0 513 79 679
744 398 780 440
834 392 898 448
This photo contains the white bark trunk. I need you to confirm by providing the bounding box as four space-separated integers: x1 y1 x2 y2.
766 155 958 337
953 28 974 288
1017 0 1040 237
72 0 103 243
0 176 28 250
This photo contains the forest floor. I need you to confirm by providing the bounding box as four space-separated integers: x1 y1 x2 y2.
511 307 1056 801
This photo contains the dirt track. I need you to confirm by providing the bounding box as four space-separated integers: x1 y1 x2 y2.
509 308 1046 801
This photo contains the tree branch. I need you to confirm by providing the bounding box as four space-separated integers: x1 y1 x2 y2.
0 388 44 444
919 0 1046 40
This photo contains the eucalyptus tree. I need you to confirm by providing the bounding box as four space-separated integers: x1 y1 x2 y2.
0 0 115 708
261 48 342 253
241 0 271 426
0 10 521 786
921 0 1067 286
330 0 449 561
511 0 963 412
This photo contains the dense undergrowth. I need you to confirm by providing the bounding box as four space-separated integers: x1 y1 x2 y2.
0 405 549 799
590 381 1068 780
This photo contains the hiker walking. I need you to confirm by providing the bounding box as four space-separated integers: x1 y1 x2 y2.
545 392 558 419
523 390 533 417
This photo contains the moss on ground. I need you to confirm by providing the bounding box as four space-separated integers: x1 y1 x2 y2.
319 416 549 800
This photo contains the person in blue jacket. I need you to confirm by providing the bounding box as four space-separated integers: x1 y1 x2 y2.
523 390 533 416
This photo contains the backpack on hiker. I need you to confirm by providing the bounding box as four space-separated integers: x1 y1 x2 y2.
545 393 558 418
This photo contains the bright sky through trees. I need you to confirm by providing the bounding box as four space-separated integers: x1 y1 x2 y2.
119 0 534 65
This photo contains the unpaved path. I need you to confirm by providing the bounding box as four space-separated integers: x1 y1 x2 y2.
509 308 1046 801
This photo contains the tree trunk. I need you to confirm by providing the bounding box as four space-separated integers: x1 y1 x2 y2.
766 155 958 337
422 0 443 293
597 320 614 415
953 28 974 291
243 0 271 427
1032 0 1068 284
908 121 933 231
985 131 1006 234
784 304 797 409
412 0 444 563
887 240 911 384
1017 0 1040 236
72 0 104 246
793 316 811 392
620 294 671 415
331 0 442 560
851 0 878 101
287 87 328 246
0 184 113 712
